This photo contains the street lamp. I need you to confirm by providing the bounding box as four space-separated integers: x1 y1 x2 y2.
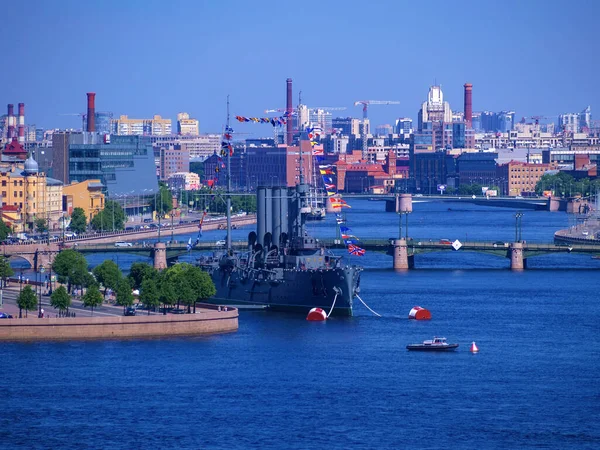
515 212 524 242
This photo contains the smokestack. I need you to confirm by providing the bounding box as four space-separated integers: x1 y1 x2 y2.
464 83 473 129
86 92 96 132
18 103 25 144
7 104 15 140
286 78 293 145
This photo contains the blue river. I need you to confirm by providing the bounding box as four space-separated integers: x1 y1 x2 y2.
2 200 599 449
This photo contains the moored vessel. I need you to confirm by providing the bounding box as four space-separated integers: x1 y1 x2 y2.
406 337 459 351
196 101 362 316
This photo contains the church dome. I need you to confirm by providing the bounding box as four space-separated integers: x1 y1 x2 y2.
24 156 39 175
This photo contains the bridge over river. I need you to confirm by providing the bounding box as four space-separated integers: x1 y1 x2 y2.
53 236 600 271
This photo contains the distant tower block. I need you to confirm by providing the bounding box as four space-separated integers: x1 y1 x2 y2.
464 83 473 128
153 242 167 270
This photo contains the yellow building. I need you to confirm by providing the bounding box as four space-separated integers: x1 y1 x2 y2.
46 178 64 230
176 112 199 135
111 115 172 136
63 179 105 222
0 157 49 232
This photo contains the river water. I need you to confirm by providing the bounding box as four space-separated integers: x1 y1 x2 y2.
2 200 599 449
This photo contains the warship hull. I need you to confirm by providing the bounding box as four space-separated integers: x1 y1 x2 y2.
205 264 360 316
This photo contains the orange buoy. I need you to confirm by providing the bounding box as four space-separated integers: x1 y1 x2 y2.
306 308 327 321
408 306 431 320
470 341 479 353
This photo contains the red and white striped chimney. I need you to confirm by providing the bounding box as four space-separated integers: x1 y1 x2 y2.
7 104 15 140
18 103 25 144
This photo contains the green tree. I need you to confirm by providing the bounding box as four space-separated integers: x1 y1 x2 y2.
535 172 575 196
140 278 160 315
50 285 71 317
157 271 177 313
92 260 122 299
151 182 173 216
91 200 126 231
115 278 134 312
35 217 48 234
0 256 14 287
52 249 89 293
165 263 216 313
189 161 204 180
70 207 87 234
17 285 37 318
0 220 12 241
82 285 103 315
128 262 157 290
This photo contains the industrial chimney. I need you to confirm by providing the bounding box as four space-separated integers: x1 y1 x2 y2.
18 103 25 144
286 78 293 145
464 83 473 129
7 104 15 140
86 92 96 132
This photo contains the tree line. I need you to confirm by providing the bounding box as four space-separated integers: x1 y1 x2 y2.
11 250 216 318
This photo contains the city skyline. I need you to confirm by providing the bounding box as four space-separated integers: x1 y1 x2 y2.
2 0 598 133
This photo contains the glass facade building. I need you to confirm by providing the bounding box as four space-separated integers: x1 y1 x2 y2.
69 135 158 195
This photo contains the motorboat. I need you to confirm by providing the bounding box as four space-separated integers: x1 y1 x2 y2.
406 337 459 351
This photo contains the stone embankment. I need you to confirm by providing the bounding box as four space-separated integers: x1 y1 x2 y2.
0 305 238 341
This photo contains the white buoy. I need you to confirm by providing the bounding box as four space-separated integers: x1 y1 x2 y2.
470 341 479 353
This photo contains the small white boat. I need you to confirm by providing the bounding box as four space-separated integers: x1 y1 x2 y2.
406 337 459 351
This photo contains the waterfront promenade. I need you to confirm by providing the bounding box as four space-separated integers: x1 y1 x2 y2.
0 285 238 341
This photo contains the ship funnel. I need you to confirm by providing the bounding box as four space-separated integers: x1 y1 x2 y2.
265 187 273 239
272 187 282 248
257 186 267 247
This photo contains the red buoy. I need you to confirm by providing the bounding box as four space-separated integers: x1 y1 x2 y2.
408 306 431 320
306 308 327 321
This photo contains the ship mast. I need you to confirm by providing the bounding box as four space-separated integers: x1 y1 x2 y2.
226 95 232 251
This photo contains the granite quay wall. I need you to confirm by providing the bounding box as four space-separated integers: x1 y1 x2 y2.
0 306 238 341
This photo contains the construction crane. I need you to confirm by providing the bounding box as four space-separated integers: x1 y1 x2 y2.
264 106 346 113
354 100 400 119
59 113 87 130
354 100 400 161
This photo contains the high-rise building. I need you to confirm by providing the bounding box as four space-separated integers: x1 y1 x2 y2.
417 85 453 131
308 109 333 134
475 111 515 133
558 113 579 133
111 115 172 136
67 134 158 195
375 124 394 136
578 106 591 131
177 112 199 135
332 117 361 136
395 118 413 136
151 134 220 161
159 144 189 181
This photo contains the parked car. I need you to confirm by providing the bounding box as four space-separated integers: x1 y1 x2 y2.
115 241 133 247
124 307 136 316
439 239 452 245
143 218 153 223
216 239 226 246
0 312 13 319
64 232 77 238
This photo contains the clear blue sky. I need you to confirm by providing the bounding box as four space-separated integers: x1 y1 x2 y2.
3 0 598 134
